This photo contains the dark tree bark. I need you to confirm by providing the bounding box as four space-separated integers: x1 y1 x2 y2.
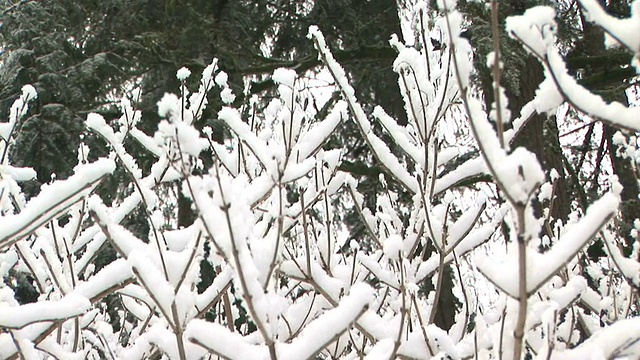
508 57 571 223
467 1 572 224
578 0 640 254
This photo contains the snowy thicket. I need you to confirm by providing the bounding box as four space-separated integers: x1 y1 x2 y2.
0 0 639 359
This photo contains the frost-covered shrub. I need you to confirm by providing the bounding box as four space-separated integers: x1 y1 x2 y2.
1 0 640 359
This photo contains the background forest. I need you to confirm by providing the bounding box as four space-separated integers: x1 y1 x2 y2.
0 0 639 359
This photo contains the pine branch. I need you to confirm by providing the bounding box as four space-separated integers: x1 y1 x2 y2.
246 45 398 94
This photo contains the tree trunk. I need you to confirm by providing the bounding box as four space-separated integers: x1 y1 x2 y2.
579 0 640 253
470 2 572 224
509 57 571 223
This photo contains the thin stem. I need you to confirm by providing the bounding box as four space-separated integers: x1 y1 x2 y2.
212 162 276 357
265 170 284 288
513 206 528 360
14 244 46 293
322 169 332 272
391 257 407 358
174 231 203 292
300 189 312 275
286 293 317 340
490 0 506 149
419 9 432 78
429 251 447 325
453 251 470 341
412 294 435 356
9 331 25 360
40 248 66 295
1 93 32 164
441 2 518 207
171 303 188 360
498 306 507 360
223 290 234 332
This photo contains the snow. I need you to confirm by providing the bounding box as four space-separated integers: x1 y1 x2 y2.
0 256 131 358
87 113 149 186
309 26 419 194
272 68 296 88
2 165 37 182
602 230 640 287
35 238 73 294
383 234 404 261
497 147 545 205
186 320 268 359
0 85 37 166
0 158 115 250
0 250 18 279
436 0 457 11
176 67 191 81
280 260 393 344
175 122 208 157
533 77 564 116
0 123 11 141
73 258 132 300
121 290 151 321
557 318 640 359
547 50 640 130
374 106 424 169
195 268 233 316
220 87 236 104
293 100 346 160
121 334 152 360
214 71 228 87
200 59 218 82
0 294 90 329
444 200 485 251
1 6 638 358
489 83 511 126
279 283 373 360
538 181 554 203
218 107 273 169
528 191 618 292
281 158 315 183
478 191 619 298
505 7 557 56
157 93 181 122
365 339 395 359
359 252 400 289
579 0 640 53
128 249 175 316
37 338 84 360
416 211 503 282
7 85 38 126
130 128 163 157
434 156 486 195
507 4 640 131
20 84 37 102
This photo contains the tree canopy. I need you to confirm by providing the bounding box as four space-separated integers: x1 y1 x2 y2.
0 0 640 359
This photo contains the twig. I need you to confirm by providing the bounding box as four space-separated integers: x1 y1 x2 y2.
490 0 506 149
